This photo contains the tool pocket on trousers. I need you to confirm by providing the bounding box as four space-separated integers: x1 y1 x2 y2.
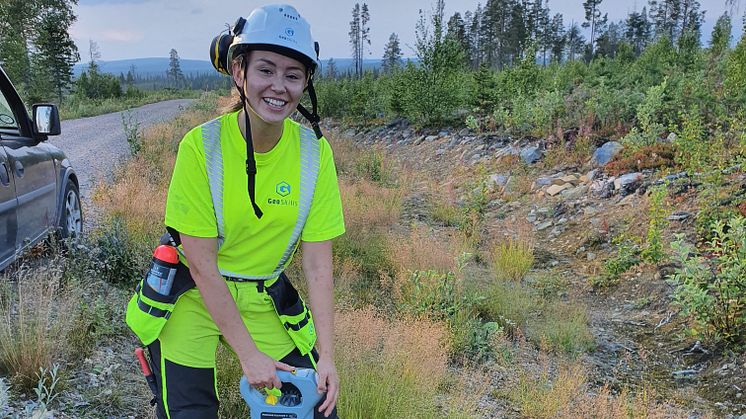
125 262 195 346
265 273 317 356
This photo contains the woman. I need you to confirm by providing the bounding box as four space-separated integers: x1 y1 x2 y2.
127 4 344 418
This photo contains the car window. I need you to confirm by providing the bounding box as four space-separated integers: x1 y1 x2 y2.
0 89 18 130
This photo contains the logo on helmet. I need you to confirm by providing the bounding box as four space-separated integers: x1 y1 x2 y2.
285 28 295 37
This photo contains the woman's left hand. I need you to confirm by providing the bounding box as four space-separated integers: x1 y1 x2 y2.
316 356 339 417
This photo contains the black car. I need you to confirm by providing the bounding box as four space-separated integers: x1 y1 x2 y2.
0 65 82 270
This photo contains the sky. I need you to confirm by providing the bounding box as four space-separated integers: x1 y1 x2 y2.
70 0 746 62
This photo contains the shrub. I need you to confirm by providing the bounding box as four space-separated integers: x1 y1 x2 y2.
604 143 676 176
492 238 534 282
621 79 668 149
591 234 641 287
640 184 669 264
527 302 595 355
86 217 150 287
668 216 746 344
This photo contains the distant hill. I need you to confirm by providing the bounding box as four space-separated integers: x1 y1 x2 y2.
73 57 398 78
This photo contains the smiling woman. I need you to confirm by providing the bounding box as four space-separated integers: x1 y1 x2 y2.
124 4 344 419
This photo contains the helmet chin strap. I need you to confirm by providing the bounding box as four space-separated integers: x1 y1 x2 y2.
235 57 263 219
231 55 325 220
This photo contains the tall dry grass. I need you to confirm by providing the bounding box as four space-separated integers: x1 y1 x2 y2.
504 361 675 418
335 307 480 418
492 237 534 282
0 265 74 390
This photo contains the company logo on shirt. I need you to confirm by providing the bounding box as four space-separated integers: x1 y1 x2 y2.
276 181 291 197
269 181 298 207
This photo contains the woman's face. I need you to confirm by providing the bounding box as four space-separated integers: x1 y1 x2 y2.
232 50 307 125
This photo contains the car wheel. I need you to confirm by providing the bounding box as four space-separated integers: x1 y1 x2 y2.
60 181 82 239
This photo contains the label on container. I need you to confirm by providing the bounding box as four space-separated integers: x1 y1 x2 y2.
260 413 297 419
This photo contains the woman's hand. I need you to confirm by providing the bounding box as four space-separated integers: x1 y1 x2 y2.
315 356 339 417
241 351 295 390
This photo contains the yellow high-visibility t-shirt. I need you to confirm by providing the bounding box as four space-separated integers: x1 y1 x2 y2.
165 111 345 277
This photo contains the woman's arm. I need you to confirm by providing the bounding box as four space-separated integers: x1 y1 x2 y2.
180 233 293 389
301 240 338 416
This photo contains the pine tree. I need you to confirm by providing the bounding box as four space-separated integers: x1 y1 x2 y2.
710 12 732 56
348 4 361 78
382 33 402 73
626 8 651 55
595 20 622 58
361 3 371 73
168 48 184 88
31 1 79 102
582 0 604 55
325 58 337 79
549 13 566 63
446 12 469 50
566 22 585 61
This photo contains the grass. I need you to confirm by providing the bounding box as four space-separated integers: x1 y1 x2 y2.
0 264 72 391
492 237 534 282
335 308 479 418
59 89 205 120
527 302 596 355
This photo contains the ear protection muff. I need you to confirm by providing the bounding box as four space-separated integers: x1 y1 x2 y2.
209 17 247 75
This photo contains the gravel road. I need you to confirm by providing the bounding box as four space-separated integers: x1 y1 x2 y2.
49 99 194 231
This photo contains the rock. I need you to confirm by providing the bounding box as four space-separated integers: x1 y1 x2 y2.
425 135 439 142
344 128 357 137
547 184 571 196
495 145 520 158
614 172 644 196
458 128 470 137
520 145 543 164
587 252 597 261
666 132 678 143
562 185 588 200
586 169 600 181
527 213 538 223
489 174 510 188
535 177 553 186
592 180 615 198
435 148 446 156
560 175 579 185
668 211 692 221
414 135 426 145
591 141 624 166
536 221 553 231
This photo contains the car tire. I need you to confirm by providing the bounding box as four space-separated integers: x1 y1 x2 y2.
59 181 83 240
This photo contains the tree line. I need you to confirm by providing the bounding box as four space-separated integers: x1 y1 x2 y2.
0 0 79 103
339 0 744 77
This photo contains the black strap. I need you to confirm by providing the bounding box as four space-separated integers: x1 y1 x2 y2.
297 78 323 139
136 295 172 319
284 313 310 331
243 107 263 219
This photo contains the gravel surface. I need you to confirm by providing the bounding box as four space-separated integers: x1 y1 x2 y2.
49 99 194 231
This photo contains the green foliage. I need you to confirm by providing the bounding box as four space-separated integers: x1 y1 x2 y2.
641 185 669 264
668 217 746 345
725 35 746 109
399 269 467 319
622 79 667 148
66 297 119 359
84 217 149 287
121 110 141 155
591 234 641 287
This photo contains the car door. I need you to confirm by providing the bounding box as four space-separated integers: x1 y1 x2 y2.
0 85 19 268
0 73 57 251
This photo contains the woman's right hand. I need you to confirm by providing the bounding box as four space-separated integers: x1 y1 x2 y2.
242 350 295 390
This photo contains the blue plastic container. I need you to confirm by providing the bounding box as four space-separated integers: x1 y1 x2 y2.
240 368 322 419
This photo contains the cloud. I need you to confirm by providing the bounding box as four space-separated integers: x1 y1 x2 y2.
79 0 151 4
101 30 144 42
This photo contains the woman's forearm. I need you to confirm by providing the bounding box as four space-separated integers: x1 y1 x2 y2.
181 234 260 360
301 240 335 360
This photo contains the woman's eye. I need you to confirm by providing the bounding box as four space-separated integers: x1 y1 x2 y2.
287 74 300 80
260 68 272 75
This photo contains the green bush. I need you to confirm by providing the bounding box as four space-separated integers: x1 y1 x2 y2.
85 217 149 287
641 185 669 264
668 216 746 344
591 234 641 287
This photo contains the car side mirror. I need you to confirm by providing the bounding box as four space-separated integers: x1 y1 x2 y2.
32 104 61 137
